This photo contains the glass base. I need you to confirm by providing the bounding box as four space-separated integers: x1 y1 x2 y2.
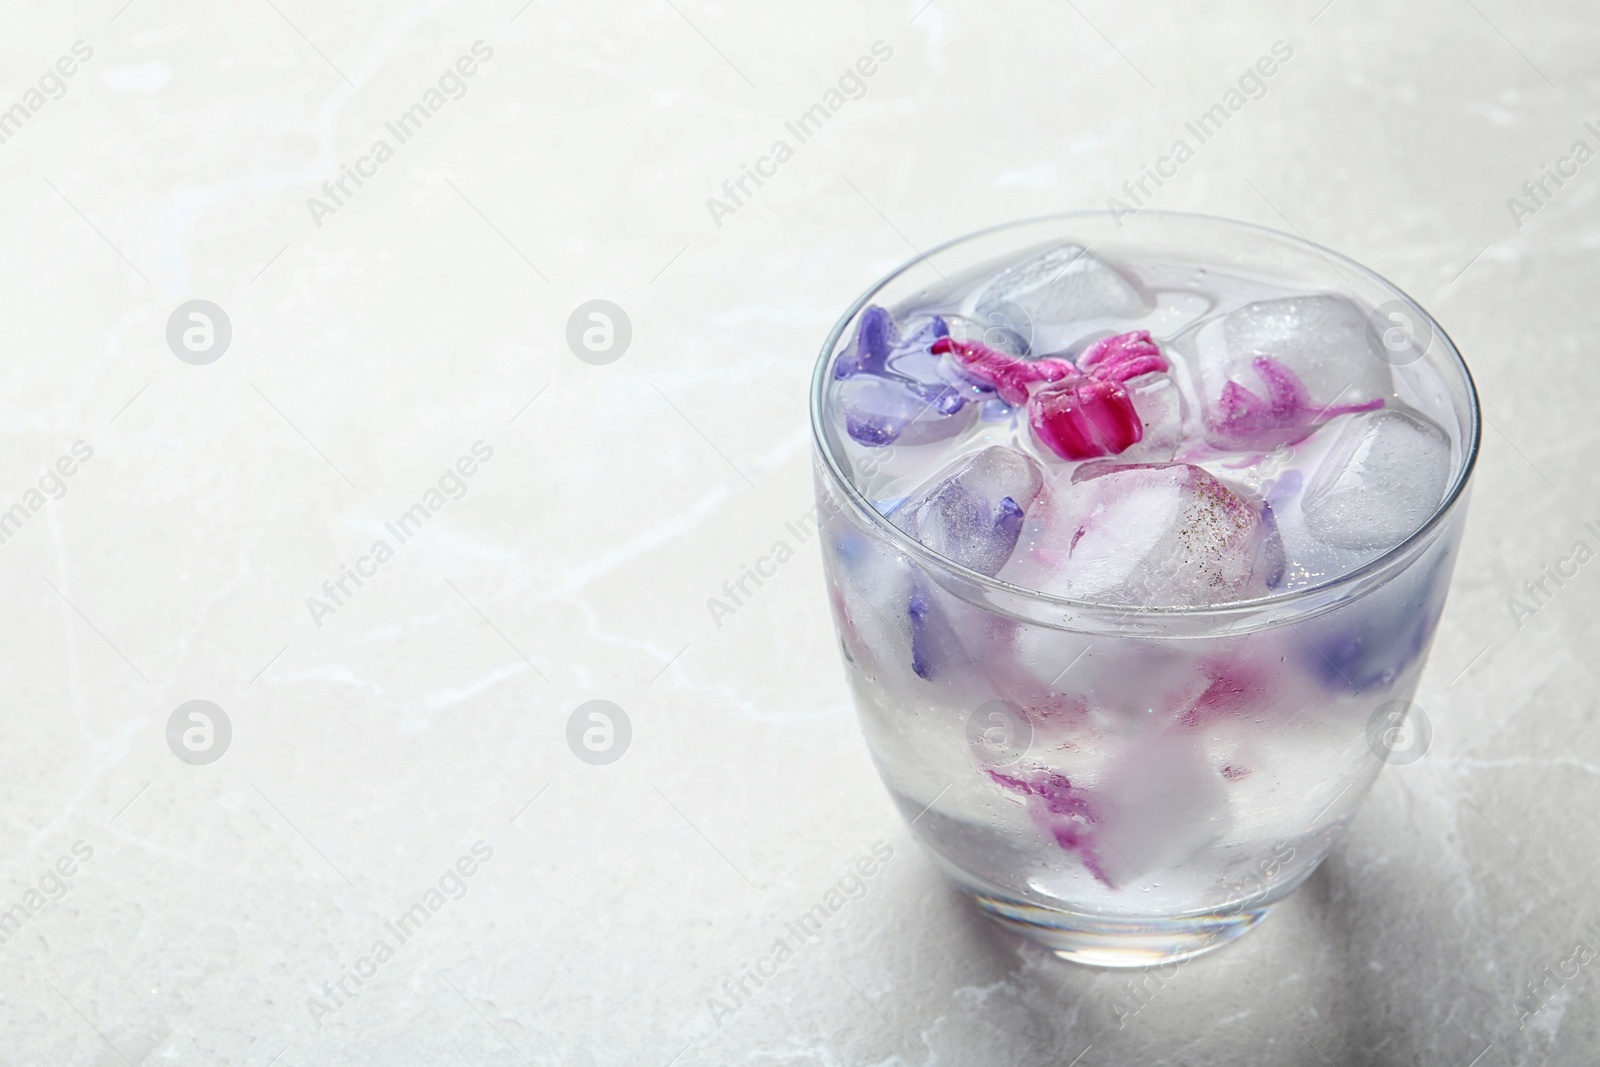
968 891 1271 968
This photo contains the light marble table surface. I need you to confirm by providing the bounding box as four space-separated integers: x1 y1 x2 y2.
1 1 1596 1064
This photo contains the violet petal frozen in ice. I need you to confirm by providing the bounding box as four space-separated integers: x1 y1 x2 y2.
883 315 953 381
838 376 971 446
1256 500 1287 590
836 308 973 446
904 579 976 683
837 306 953 386
1196 294 1395 449
1296 550 1453 692
908 589 935 680
836 304 899 379
889 445 1046 577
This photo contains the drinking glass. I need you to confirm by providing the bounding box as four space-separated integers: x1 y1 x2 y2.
810 212 1479 966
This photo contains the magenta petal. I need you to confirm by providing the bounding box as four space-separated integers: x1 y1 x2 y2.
1080 380 1144 452
1079 330 1169 383
1211 356 1384 450
931 336 1076 405
1029 378 1145 460
1100 354 1168 380
985 768 1114 887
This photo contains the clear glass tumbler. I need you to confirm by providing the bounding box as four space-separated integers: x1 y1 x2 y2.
810 212 1479 967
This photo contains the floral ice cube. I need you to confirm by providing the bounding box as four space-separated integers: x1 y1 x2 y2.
1194 294 1391 450
834 306 977 446
1029 377 1143 460
835 376 974 447
1028 331 1176 461
1294 542 1454 692
931 336 1075 405
889 445 1045 577
988 729 1230 889
1002 463 1268 607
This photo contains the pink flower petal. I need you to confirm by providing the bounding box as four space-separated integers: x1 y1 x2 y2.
1079 330 1169 383
1029 377 1145 460
930 336 1076 405
1211 356 1384 450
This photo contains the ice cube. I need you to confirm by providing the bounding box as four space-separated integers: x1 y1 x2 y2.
833 307 978 446
824 525 915 679
987 729 1230 889
1301 408 1452 550
1002 463 1267 607
985 768 1114 885
889 445 1045 576
834 375 975 446
1193 294 1392 450
1220 294 1391 399
1091 730 1232 884
907 581 979 681
825 523 986 690
973 243 1149 330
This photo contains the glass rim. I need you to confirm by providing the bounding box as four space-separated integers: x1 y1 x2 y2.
808 209 1482 622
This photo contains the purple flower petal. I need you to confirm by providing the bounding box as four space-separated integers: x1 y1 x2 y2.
1210 356 1384 451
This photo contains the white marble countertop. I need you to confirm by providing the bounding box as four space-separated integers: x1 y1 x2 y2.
1 1 1596 1063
